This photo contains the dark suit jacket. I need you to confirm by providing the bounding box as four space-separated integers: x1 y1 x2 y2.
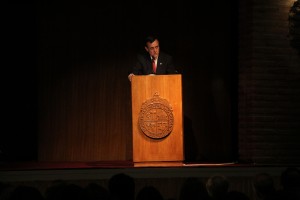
132 52 177 75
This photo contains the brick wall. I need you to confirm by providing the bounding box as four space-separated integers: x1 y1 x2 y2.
238 0 300 164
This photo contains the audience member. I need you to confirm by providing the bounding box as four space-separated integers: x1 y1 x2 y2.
135 185 164 200
45 180 86 200
276 167 300 200
225 190 250 200
252 172 277 200
108 173 135 200
0 182 14 200
179 177 209 200
8 185 44 200
84 182 109 200
44 180 67 200
56 183 86 200
206 175 230 200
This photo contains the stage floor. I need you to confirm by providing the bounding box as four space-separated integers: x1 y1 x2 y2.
0 160 294 182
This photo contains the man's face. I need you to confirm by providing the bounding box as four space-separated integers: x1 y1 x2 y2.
145 39 160 60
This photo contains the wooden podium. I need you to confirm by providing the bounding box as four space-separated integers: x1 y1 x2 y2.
131 74 184 167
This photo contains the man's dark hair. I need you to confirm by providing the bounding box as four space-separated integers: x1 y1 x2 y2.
145 35 158 45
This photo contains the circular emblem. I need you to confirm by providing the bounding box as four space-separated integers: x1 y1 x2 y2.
138 93 174 139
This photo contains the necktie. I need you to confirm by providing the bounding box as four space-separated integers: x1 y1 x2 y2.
152 58 156 73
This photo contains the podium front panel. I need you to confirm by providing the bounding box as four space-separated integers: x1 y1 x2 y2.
131 74 184 164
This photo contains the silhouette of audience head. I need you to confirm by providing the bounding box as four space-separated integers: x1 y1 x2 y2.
45 180 86 200
8 185 44 200
45 180 67 200
59 183 86 200
280 167 300 190
0 182 14 200
108 173 135 200
179 177 209 200
206 175 229 199
84 182 109 200
252 172 276 200
277 167 300 200
225 191 250 200
136 186 164 200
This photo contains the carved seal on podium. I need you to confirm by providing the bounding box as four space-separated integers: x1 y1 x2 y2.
138 92 174 139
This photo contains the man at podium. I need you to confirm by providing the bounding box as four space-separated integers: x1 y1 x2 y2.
128 35 178 81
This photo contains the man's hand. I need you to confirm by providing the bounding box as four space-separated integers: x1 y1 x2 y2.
128 73 134 82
